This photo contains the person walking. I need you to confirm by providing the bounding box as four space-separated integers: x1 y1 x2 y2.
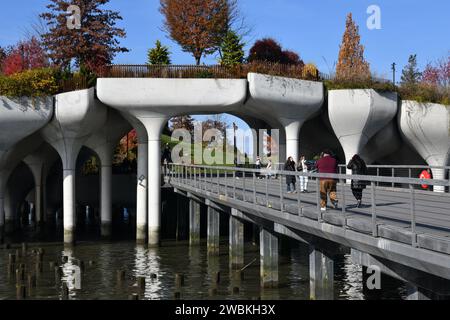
316 150 338 211
266 159 273 179
255 156 262 179
284 157 297 194
347 154 368 208
298 155 309 193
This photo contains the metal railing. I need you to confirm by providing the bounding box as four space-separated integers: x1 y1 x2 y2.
100 63 328 82
164 163 450 250
338 164 450 191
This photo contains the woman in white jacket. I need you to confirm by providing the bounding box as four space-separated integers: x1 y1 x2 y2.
298 155 308 193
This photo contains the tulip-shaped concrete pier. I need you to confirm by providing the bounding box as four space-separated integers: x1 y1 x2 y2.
399 101 450 192
245 73 324 162
329 89 398 171
85 109 131 237
97 78 247 245
0 96 53 240
41 89 107 243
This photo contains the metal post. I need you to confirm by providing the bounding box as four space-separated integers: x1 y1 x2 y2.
297 175 302 216
279 174 284 213
377 167 380 186
253 172 257 204
341 179 346 227
243 171 246 202
371 182 377 237
392 168 394 188
266 175 269 208
316 177 321 222
410 184 417 247
217 169 220 195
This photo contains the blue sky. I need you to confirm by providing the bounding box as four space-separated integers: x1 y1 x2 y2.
0 0 448 151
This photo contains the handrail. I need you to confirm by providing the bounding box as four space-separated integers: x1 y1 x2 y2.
168 163 450 187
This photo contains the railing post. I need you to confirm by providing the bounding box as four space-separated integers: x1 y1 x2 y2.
377 167 380 186
217 169 220 195
243 170 246 202
266 175 269 208
410 184 417 247
297 174 302 216
210 168 213 192
371 182 378 237
279 174 284 213
253 172 257 204
341 178 347 227
316 176 321 222
391 168 395 188
233 171 236 199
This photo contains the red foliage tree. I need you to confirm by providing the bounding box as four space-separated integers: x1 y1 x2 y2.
1 37 48 75
422 55 450 88
248 38 303 65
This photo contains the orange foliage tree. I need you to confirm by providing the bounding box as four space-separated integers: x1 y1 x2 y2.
336 13 370 81
160 0 233 65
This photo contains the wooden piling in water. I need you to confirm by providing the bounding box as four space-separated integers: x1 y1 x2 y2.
175 273 185 288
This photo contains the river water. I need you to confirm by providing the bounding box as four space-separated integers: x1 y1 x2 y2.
0 231 408 300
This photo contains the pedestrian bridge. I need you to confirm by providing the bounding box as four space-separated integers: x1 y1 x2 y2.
164 163 450 299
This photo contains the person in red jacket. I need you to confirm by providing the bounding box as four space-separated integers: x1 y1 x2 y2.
419 169 432 190
316 149 338 211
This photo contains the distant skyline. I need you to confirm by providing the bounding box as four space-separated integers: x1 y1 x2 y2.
0 0 448 141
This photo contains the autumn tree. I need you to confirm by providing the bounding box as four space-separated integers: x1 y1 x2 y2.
40 0 128 74
1 37 48 75
148 40 171 65
248 38 303 65
336 13 370 80
422 55 450 88
160 0 240 65
171 116 195 134
400 54 422 85
220 30 245 66
0 47 6 72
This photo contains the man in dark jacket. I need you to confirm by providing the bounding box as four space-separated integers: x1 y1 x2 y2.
284 157 297 193
347 154 368 207
316 150 338 211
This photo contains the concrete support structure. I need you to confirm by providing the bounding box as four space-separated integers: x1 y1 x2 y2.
86 109 131 238
97 78 247 246
189 199 201 246
207 206 220 255
229 215 244 269
309 246 334 300
399 101 450 192
406 284 432 300
246 73 324 162
122 114 148 243
41 89 107 244
329 89 398 173
260 228 278 288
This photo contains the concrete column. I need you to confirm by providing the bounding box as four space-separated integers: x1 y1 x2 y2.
406 284 432 300
136 142 148 243
229 215 244 269
0 196 4 243
309 245 334 300
285 121 302 163
63 169 75 244
260 228 278 288
207 206 220 255
148 139 161 246
100 164 112 238
35 184 42 224
189 200 200 245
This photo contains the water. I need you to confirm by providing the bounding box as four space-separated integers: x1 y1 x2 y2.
0 238 408 300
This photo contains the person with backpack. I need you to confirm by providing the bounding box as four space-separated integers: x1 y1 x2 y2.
347 154 368 208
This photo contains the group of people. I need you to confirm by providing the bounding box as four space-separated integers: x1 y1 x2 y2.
283 150 368 211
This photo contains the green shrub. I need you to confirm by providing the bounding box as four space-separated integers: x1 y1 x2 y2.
324 78 397 93
398 83 449 105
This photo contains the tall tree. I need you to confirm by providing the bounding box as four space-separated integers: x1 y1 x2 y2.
40 0 128 74
422 55 450 88
336 13 370 80
1 37 48 75
171 116 195 134
160 0 237 65
220 30 245 67
147 40 171 65
401 54 422 85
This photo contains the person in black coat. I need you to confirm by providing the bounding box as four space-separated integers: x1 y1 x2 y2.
347 154 368 207
284 157 297 193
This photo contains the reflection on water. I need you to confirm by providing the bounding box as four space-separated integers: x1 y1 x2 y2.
0 240 406 300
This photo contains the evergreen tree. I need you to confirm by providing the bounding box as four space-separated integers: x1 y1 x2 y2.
401 54 422 85
220 31 244 67
147 40 171 65
336 13 370 80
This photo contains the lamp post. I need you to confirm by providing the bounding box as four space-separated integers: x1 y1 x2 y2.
391 62 396 85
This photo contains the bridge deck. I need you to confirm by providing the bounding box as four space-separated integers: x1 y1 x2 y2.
166 174 450 260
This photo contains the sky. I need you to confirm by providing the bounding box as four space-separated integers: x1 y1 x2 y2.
0 0 449 152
